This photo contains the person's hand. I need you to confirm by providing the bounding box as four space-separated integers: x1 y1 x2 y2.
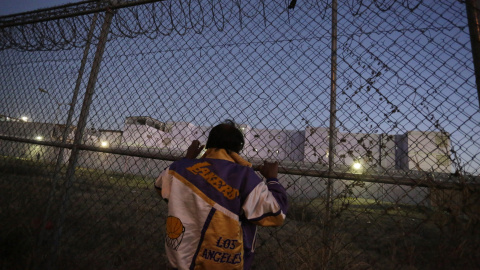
260 161 278 179
185 140 205 159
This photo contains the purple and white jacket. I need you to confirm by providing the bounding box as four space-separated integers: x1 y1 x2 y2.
155 149 288 270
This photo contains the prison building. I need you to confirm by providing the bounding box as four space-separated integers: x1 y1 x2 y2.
121 116 186 149
379 134 397 170
301 126 451 173
242 127 304 161
303 126 332 164
396 131 451 173
122 117 199 152
118 117 452 173
164 121 198 151
122 116 165 148
303 127 383 170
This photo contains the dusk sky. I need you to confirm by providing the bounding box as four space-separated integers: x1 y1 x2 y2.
0 0 80 16
1 1 479 173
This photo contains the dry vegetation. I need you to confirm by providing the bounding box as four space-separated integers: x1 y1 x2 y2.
1 157 479 269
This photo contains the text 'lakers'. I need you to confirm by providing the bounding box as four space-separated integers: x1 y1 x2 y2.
187 162 239 200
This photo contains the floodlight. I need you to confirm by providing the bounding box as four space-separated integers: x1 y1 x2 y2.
100 141 109 148
352 162 362 170
35 136 43 141
21 116 28 122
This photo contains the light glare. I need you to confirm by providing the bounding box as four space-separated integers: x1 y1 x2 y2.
353 162 362 170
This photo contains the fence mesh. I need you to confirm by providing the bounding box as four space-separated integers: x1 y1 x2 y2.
1 0 480 269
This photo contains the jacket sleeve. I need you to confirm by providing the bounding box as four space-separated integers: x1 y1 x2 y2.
242 177 288 227
154 168 172 202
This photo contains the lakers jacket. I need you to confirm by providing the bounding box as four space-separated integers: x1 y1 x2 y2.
155 148 288 270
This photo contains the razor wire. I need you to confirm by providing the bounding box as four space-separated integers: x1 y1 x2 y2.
0 0 426 50
1 0 480 269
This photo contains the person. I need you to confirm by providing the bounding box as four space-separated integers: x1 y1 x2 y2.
155 120 288 270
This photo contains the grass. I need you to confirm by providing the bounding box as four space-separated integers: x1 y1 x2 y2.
1 156 479 269
0 156 167 270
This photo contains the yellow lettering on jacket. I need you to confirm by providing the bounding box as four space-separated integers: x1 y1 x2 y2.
187 162 239 200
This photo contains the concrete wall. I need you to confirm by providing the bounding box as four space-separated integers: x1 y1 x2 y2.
303 126 331 164
396 133 409 170
287 130 305 161
122 120 199 152
379 134 396 170
407 131 451 173
168 121 198 151
122 124 165 148
243 128 297 161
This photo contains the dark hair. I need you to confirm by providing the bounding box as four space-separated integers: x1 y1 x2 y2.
206 120 244 153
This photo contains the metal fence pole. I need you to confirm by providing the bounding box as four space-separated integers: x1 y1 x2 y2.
56 12 99 172
50 8 114 268
466 0 480 108
37 12 98 255
324 0 338 267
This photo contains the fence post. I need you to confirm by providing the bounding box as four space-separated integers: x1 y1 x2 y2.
324 0 338 268
49 8 115 268
466 0 480 108
56 12 99 167
37 12 99 256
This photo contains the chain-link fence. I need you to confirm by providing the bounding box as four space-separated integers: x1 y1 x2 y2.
1 0 480 269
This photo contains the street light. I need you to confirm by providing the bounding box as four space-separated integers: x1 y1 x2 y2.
352 162 362 170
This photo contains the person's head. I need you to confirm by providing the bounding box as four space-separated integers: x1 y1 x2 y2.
206 120 244 153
